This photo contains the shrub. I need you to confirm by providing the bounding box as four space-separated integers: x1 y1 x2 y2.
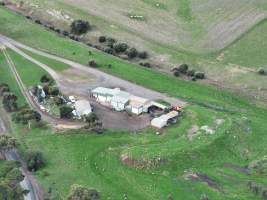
200 194 209 200
35 19 41 24
194 72 205 79
138 51 148 59
2 93 18 112
49 26 55 31
98 36 106 43
0 83 10 96
25 151 45 172
49 87 60 96
258 68 266 75
62 30 69 36
40 75 50 83
127 48 138 59
187 69 195 76
104 47 115 55
106 37 117 47
71 20 91 35
88 60 98 68
173 71 180 77
60 105 73 119
0 2 5 6
114 43 128 53
12 108 41 124
67 184 100 200
191 77 197 81
140 62 151 68
55 29 61 34
177 64 189 74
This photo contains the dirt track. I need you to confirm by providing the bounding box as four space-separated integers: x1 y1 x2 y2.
0 35 186 130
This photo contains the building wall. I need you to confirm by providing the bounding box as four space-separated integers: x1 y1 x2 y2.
111 101 126 111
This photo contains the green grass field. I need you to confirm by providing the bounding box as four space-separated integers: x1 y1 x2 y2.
1 5 267 200
6 49 51 87
222 19 267 69
21 49 70 71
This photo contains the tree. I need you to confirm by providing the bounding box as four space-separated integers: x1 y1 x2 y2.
258 68 266 75
12 108 41 125
85 113 102 130
60 105 74 119
113 43 128 53
98 36 106 43
49 86 60 96
104 47 115 55
177 64 189 74
127 48 138 59
194 72 205 79
0 135 17 159
173 71 180 77
2 93 18 112
106 37 116 48
0 161 28 200
25 151 45 172
138 51 148 59
71 20 91 35
187 69 195 77
0 83 10 96
88 60 98 68
40 75 51 83
67 184 100 200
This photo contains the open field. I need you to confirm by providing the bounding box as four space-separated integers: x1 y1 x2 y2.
222 19 267 68
7 0 267 53
1 5 267 105
1 3 267 200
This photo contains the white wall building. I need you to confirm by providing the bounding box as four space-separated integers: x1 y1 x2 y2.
91 87 169 115
151 111 179 128
74 100 92 118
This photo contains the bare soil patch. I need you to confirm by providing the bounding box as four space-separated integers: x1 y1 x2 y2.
224 163 250 174
185 171 222 191
121 153 166 169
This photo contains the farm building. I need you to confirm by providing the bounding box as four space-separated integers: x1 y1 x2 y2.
126 96 151 115
91 87 121 104
151 111 179 128
74 100 92 118
91 87 169 114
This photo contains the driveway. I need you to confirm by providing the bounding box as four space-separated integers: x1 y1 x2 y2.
0 35 186 107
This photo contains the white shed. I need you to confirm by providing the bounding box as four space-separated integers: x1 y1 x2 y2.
91 87 120 104
74 100 92 117
151 111 179 128
127 96 150 115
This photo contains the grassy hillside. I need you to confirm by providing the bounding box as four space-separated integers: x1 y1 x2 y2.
222 19 267 68
1 5 267 200
9 0 267 53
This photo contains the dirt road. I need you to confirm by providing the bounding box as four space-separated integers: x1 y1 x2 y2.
1 44 85 130
0 35 186 107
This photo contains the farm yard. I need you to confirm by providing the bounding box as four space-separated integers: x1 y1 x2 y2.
0 1 267 200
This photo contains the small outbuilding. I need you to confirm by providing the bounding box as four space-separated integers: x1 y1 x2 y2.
151 111 179 128
74 100 92 118
111 93 130 111
126 96 150 115
91 87 120 104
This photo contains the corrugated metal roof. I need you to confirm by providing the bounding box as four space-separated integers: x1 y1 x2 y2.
75 100 92 116
129 95 149 108
91 87 120 96
111 95 129 104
